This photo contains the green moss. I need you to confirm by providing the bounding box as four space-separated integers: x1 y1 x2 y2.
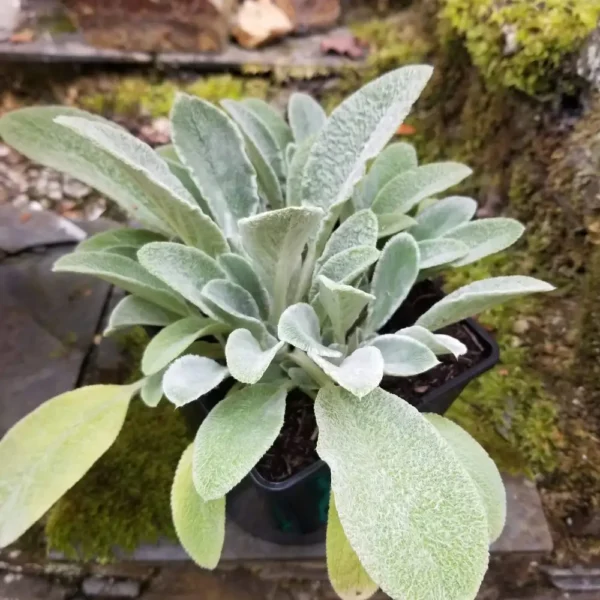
441 0 600 95
443 254 560 477
45 328 190 561
80 74 270 117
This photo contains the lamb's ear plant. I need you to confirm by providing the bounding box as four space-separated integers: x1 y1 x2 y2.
0 66 554 600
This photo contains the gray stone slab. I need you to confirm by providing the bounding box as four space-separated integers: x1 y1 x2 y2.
0 204 86 254
126 475 552 564
0 245 110 437
542 566 600 592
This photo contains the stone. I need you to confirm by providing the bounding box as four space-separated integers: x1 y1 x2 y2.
63 0 235 53
578 26 600 90
0 244 111 437
541 566 600 592
63 178 92 200
0 203 86 254
232 0 294 49
274 0 341 32
0 573 71 600
82 576 141 598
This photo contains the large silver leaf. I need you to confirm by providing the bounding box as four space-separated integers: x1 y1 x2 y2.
238 207 323 319
367 233 419 332
201 279 269 342
171 444 225 569
140 370 165 408
217 253 271 320
225 329 285 384
318 276 375 344
137 242 226 313
288 92 327 143
170 93 260 236
372 163 472 216
397 325 467 358
377 213 418 238
353 142 418 211
425 414 506 543
243 98 293 153
286 136 315 207
416 276 555 332
301 66 433 210
104 295 179 336
409 196 477 241
417 238 469 269
0 107 166 232
53 251 189 315
0 383 138 547
315 209 379 273
315 386 490 600
193 383 287 500
368 334 439 376
141 317 226 375
327 494 378 600
278 303 342 358
163 355 229 407
443 217 525 266
77 228 166 253
309 347 384 398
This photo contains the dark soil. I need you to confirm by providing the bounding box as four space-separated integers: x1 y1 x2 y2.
256 280 491 483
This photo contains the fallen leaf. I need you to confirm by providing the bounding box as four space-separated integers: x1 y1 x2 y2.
19 212 32 224
10 29 35 44
396 123 416 136
320 33 368 60
233 0 293 49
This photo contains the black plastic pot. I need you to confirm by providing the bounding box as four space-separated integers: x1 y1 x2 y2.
180 313 500 546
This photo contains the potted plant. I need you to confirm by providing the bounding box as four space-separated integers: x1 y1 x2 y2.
0 65 553 600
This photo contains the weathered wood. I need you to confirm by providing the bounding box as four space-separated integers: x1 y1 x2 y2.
62 0 235 53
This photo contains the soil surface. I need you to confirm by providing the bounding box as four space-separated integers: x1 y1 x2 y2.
256 281 490 483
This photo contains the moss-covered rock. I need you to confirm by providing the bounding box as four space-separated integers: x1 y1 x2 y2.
441 0 600 95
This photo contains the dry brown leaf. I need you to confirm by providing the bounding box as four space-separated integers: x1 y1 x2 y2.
233 0 293 49
320 33 368 59
10 29 35 44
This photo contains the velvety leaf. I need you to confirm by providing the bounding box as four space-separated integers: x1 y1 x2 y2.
353 142 418 211
225 329 285 384
410 196 477 241
372 163 472 216
238 207 323 318
327 494 378 600
53 251 188 315
425 414 506 543
193 383 287 500
443 217 525 266
301 66 433 210
142 317 226 375
309 347 384 398
217 253 271 320
243 98 293 153
367 233 419 332
155 144 211 214
315 386 490 600
0 107 166 232
318 276 375 343
416 276 555 332
288 92 328 143
286 136 315 207
201 279 269 342
278 303 342 358
397 325 467 358
312 246 380 300
285 142 296 166
141 370 165 408
55 116 209 244
0 383 138 547
170 93 260 236
137 242 226 313
369 334 439 376
377 213 418 238
242 133 284 210
315 209 379 272
417 238 469 269
171 444 225 569
77 228 166 253
104 295 179 335
163 355 229 407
